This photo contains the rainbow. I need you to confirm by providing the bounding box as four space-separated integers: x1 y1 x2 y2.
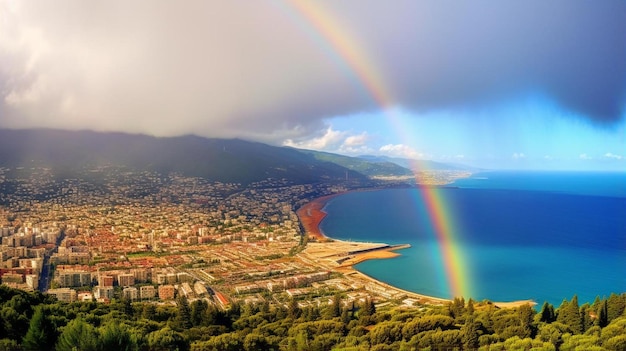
279 0 472 299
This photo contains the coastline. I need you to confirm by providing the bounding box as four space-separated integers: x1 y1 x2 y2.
296 193 341 242
296 190 536 309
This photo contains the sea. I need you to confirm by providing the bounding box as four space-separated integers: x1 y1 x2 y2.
319 171 626 306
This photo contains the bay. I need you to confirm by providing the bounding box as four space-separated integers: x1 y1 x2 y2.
319 171 626 305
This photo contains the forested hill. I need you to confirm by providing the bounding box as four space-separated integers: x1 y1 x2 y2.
0 286 625 350
0 129 375 185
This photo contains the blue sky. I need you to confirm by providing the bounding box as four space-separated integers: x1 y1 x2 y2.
287 95 626 170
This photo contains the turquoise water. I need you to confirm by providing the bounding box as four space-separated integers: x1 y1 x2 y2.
319 171 626 305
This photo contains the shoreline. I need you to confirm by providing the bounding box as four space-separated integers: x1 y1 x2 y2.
296 193 342 242
296 189 537 309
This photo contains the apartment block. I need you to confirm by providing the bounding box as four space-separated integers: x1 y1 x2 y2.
158 284 175 300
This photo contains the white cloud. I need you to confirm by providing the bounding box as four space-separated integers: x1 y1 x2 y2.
283 127 346 150
512 152 526 159
379 144 426 159
344 132 369 147
283 128 375 156
579 153 592 160
604 152 623 160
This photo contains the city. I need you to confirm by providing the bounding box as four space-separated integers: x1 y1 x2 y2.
0 165 469 310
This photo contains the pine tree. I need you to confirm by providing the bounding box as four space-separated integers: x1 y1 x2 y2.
362 298 376 317
579 303 593 332
190 299 208 327
98 322 137 351
175 296 192 330
466 298 475 315
123 298 134 319
539 302 556 323
449 297 466 319
325 294 341 318
22 306 57 351
287 298 301 319
55 318 98 351
596 299 608 327
518 304 535 338
557 295 583 334
146 326 186 351
142 303 157 321
461 315 479 350
607 293 626 322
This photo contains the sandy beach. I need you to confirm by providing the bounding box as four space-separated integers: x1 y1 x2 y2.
296 193 340 241
296 193 536 309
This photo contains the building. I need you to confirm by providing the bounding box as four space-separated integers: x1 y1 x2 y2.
1 272 23 284
179 282 194 298
131 268 150 283
140 285 156 300
100 275 114 287
47 288 77 303
55 271 91 288
158 284 175 300
177 272 193 283
118 274 135 287
78 292 94 301
193 281 208 296
25 274 38 290
93 286 115 300
123 287 139 301
166 273 177 284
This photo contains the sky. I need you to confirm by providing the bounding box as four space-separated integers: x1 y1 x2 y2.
1 0 625 170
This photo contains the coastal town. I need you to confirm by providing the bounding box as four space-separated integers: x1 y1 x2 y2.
0 165 482 310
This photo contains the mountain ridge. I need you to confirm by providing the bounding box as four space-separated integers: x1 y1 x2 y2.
0 128 366 184
0 128 469 185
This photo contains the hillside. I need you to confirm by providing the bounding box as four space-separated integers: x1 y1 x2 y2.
0 129 368 185
297 149 415 178
358 155 476 171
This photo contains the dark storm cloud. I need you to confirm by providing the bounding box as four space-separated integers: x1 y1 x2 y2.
345 1 626 122
0 0 624 143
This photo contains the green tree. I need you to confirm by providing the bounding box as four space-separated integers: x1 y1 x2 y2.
325 294 342 319
22 306 57 351
55 318 98 351
243 333 269 351
147 326 187 351
537 322 569 347
0 339 20 351
175 296 193 330
539 302 556 323
122 298 134 319
295 330 308 351
449 297 466 319
142 303 157 321
596 299 608 327
98 322 138 351
0 306 29 341
557 296 583 334
607 293 626 322
518 304 535 338
287 298 301 320
461 315 480 350
466 298 475 315
190 300 208 327
361 298 376 317
580 303 594 332
603 334 626 351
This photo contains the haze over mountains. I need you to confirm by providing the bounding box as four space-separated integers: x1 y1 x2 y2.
0 129 469 184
